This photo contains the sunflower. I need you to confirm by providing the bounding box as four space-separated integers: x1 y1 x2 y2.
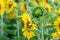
32 6 43 18
18 12 31 23
44 4 52 12
18 12 37 40
20 2 27 12
7 13 15 19
32 1 38 7
6 1 17 13
51 33 59 38
47 23 52 26
40 0 48 6
55 9 60 14
54 17 60 34
2 0 12 3
0 0 5 15
51 32 60 40
36 0 42 3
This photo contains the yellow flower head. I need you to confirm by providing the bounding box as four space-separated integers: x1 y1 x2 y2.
7 13 15 19
36 0 42 3
47 23 52 26
2 0 12 3
44 4 52 12
18 12 31 23
0 0 5 15
54 17 60 34
20 2 27 12
23 30 35 40
40 0 48 6
43 0 48 3
18 12 37 40
6 1 17 13
32 1 38 7
22 23 36 40
55 9 60 14
51 33 60 38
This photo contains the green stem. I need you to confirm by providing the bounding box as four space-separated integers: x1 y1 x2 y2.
1 15 4 36
42 24 44 40
46 28 48 40
16 9 20 40
17 21 20 40
38 25 41 40
38 35 40 40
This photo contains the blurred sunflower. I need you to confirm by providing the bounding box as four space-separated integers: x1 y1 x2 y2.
47 23 52 26
2 0 12 3
36 0 42 3
51 32 60 40
18 12 37 40
54 17 60 34
6 1 17 13
33 1 38 6
32 7 43 18
55 9 60 14
20 2 27 12
0 0 5 15
44 4 52 12
40 0 48 6
7 13 15 19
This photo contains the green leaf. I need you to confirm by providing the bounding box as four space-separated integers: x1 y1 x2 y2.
0 36 9 40
31 30 41 35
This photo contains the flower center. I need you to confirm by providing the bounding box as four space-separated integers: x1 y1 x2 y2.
24 3 27 10
58 23 60 28
9 3 13 8
26 21 32 29
0 4 1 10
46 0 48 2
45 8 48 12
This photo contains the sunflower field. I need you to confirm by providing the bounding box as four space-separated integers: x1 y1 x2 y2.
0 0 60 40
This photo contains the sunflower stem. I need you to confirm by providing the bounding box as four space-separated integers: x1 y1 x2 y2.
16 8 20 40
38 35 40 40
1 15 4 36
41 23 44 40
46 28 48 40
38 25 41 40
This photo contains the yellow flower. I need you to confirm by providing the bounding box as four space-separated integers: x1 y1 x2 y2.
55 9 60 14
0 0 5 15
44 4 52 12
23 29 35 40
51 33 59 38
54 17 60 34
36 0 42 3
18 12 31 23
7 13 15 19
6 1 17 13
47 23 52 26
22 22 37 40
20 2 27 12
40 0 48 6
2 0 12 3
59 0 60 1
43 0 48 3
32 1 38 7
18 12 37 40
